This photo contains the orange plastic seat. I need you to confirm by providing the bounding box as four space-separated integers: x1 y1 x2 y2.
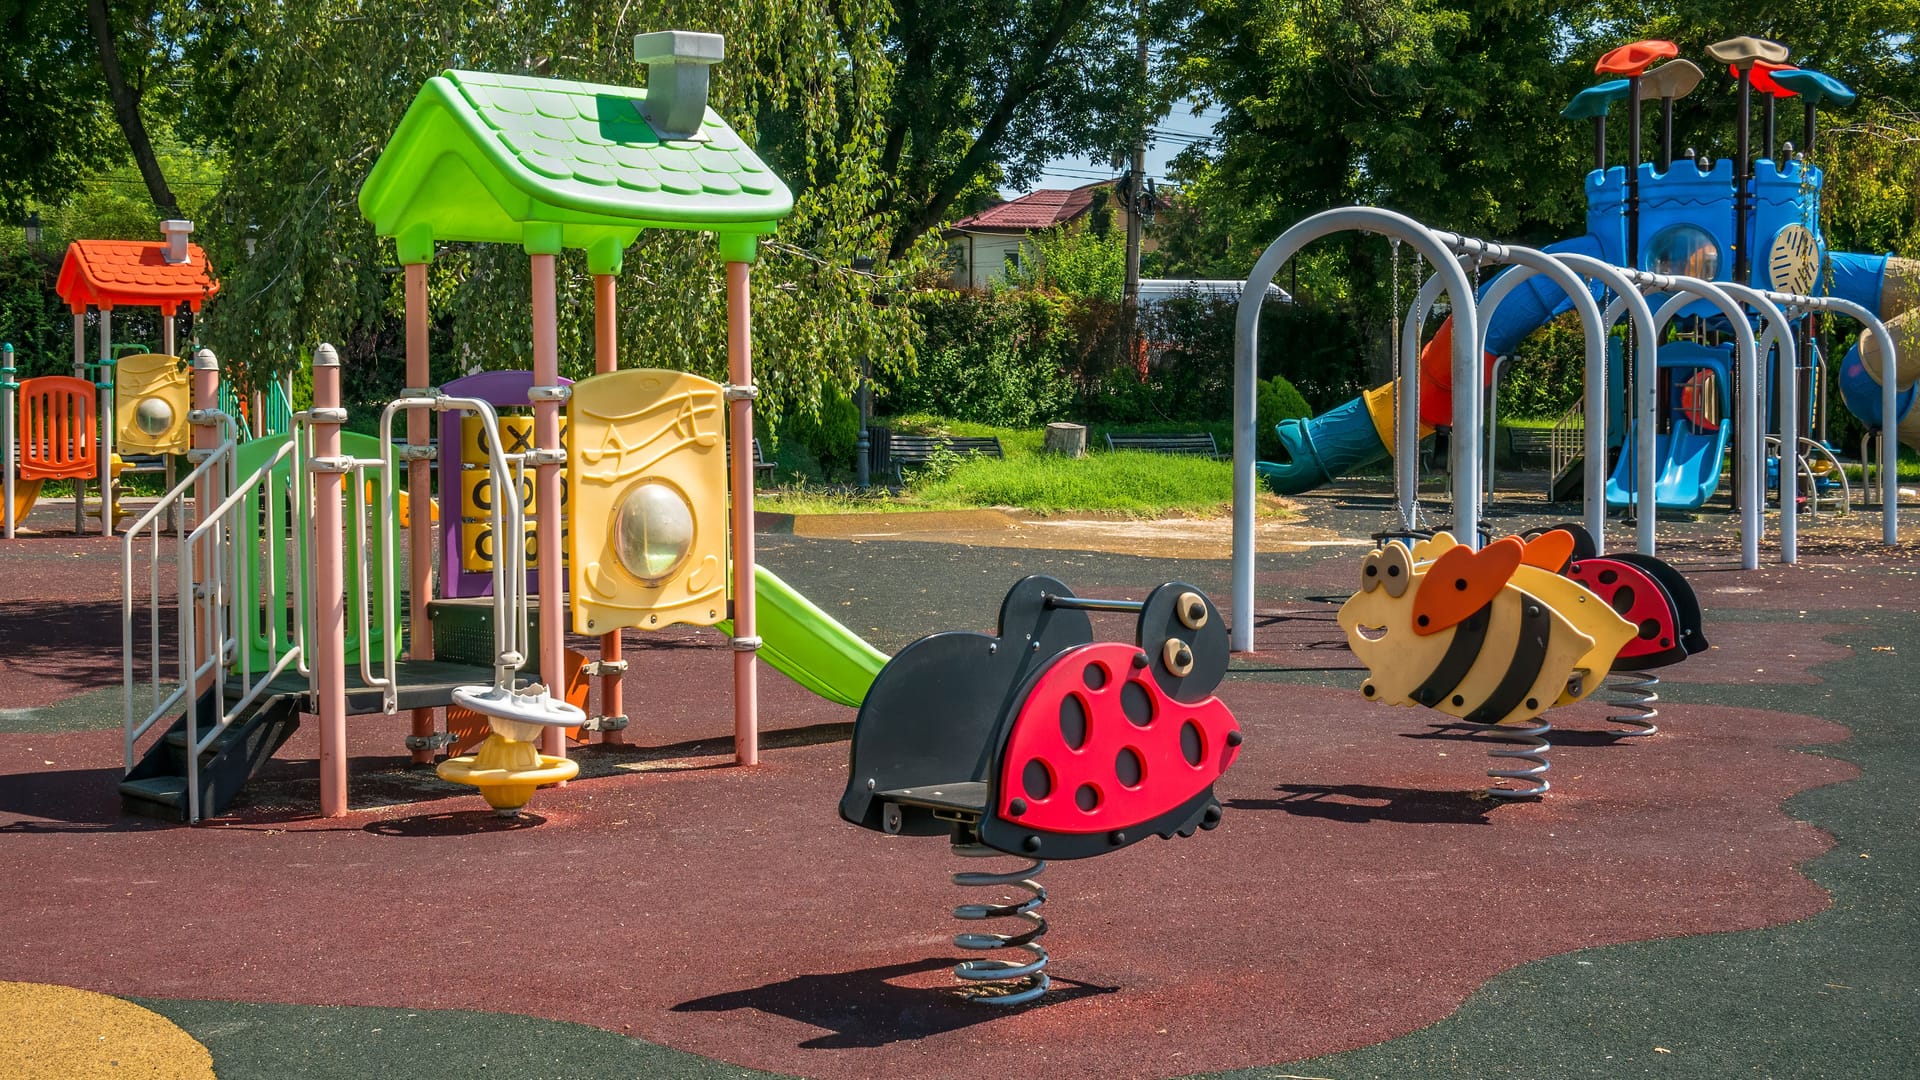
18 376 99 482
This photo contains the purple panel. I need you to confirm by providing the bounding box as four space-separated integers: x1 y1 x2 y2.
436 370 574 599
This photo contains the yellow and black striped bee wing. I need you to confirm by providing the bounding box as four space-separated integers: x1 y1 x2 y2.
1403 586 1594 726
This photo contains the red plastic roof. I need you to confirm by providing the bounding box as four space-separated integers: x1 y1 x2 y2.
55 240 220 315
1744 60 1801 98
950 183 1108 233
1595 39 1678 76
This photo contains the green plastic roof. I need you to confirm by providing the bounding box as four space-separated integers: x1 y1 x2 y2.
358 69 793 268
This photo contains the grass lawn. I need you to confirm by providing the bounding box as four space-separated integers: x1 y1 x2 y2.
757 414 1293 519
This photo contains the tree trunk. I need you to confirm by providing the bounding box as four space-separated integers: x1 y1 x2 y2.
85 0 178 219
1043 422 1088 458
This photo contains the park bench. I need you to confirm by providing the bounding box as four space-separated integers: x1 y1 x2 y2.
1507 428 1554 458
723 437 777 483
883 432 1004 483
840 575 1242 1004
1104 432 1221 457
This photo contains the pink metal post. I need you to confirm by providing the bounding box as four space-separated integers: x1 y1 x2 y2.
311 344 350 817
593 272 625 745
190 349 221 694
530 254 567 763
404 263 437 764
726 260 759 765
97 307 113 536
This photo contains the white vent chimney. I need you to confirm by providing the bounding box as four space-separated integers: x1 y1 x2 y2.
632 31 724 141
160 220 194 264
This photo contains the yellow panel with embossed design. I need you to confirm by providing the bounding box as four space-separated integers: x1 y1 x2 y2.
114 353 191 455
567 369 728 634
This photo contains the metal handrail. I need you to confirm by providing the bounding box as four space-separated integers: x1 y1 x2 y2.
122 413 241 767
122 406 312 822
333 395 529 715
1550 399 1585 493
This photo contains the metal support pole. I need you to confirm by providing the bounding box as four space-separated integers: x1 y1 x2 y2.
1659 96 1674 172
1648 281 1761 567
1470 250 1609 540
311 344 349 816
404 262 436 765
1398 268 1450 533
1734 68 1755 283
1626 75 1643 274
97 308 114 536
1233 208 1478 652
1803 293 1900 544
1557 253 1658 555
530 253 567 766
2 343 15 539
593 271 625 745
726 260 760 763
1485 355 1507 500
72 312 84 378
1721 283 1796 562
191 349 222 703
160 310 176 357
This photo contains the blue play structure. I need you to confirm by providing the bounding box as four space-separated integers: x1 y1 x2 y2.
1603 341 1731 509
1260 44 1919 507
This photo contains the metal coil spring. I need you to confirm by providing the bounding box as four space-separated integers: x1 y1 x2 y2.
1479 717 1552 799
950 843 1049 1005
1605 670 1660 737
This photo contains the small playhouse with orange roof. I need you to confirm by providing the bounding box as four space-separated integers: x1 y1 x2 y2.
3 222 218 536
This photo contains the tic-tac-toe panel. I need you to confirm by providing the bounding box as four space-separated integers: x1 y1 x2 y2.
567 368 728 635
452 414 569 574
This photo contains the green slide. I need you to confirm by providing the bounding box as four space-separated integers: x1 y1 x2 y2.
718 566 890 708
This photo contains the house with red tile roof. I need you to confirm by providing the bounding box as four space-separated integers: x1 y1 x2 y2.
944 180 1151 289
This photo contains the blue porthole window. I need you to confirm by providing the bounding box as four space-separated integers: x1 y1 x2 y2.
1642 223 1721 280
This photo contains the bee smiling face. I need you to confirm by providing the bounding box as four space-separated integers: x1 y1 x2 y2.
1337 544 1428 703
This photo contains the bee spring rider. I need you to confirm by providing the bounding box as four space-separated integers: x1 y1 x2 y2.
1339 528 1703 797
841 577 1243 1005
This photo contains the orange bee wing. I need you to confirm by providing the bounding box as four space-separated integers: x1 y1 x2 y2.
1413 537 1524 635
1519 529 1576 573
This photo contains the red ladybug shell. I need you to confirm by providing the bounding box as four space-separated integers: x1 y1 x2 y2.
997 642 1240 835
1567 557 1686 667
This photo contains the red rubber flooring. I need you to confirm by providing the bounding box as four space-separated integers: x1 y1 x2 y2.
0 673 1850 1079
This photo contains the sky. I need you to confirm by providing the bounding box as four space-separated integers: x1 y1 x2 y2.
1008 101 1226 196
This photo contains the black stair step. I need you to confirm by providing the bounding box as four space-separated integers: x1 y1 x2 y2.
163 722 248 754
119 775 190 822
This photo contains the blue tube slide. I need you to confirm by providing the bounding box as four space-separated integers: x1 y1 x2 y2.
1256 236 1603 495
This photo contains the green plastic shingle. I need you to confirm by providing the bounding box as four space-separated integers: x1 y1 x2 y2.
359 68 792 267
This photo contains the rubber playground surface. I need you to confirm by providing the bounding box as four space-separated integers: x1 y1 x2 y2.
3 482 1917 1078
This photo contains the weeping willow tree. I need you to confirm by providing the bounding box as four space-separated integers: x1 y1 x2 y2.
186 0 919 426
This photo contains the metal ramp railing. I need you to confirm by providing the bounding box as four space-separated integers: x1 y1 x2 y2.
123 407 313 821
1548 398 1585 494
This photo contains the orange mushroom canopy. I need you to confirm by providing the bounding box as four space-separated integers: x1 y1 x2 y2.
55 240 219 316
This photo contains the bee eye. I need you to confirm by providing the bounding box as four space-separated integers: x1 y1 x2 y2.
1361 553 1384 591
1380 545 1413 598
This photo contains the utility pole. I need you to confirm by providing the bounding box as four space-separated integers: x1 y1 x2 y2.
1122 0 1148 339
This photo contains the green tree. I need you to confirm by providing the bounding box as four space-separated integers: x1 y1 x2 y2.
179 0 918 427
1013 221 1128 299
0 0 121 217
876 0 1197 259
